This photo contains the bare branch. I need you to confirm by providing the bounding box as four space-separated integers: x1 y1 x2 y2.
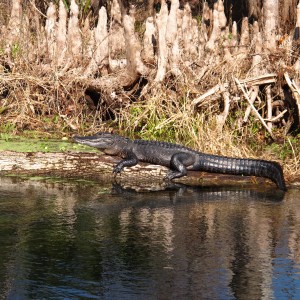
235 77 276 140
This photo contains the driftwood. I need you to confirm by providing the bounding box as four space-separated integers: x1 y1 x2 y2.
0 150 283 189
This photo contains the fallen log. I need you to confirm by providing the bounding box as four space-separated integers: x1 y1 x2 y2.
0 150 284 189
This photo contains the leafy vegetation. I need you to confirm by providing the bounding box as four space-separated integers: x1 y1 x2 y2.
0 136 97 153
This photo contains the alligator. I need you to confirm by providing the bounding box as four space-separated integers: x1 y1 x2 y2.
73 132 287 191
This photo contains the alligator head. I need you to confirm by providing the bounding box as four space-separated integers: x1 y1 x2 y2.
73 132 128 155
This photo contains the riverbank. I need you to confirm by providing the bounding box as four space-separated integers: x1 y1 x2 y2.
0 1 299 188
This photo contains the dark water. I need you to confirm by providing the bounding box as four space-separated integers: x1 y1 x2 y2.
0 177 299 300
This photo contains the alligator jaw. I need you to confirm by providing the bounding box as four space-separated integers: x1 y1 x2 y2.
73 135 112 148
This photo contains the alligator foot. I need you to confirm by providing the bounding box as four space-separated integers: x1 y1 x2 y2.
164 171 185 181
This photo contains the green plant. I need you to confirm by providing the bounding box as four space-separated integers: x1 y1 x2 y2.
0 122 16 135
0 106 8 114
81 0 91 15
194 15 202 26
11 43 20 58
272 136 300 160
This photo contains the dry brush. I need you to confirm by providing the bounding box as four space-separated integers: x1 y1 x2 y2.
0 0 299 178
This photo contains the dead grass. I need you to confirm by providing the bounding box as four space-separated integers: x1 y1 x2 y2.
0 42 298 181
0 1 299 182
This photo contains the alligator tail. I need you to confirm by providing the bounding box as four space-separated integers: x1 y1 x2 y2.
198 155 287 191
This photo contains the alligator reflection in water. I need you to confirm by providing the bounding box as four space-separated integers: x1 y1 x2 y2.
0 177 299 299
112 182 286 202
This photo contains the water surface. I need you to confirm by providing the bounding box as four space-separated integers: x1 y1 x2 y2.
0 177 299 299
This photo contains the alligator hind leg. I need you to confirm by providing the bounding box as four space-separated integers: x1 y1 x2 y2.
165 153 194 181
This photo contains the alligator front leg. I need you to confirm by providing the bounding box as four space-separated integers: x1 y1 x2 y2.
165 153 194 181
113 152 139 175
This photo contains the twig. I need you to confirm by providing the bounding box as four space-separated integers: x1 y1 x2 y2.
243 86 259 123
239 73 277 86
266 85 273 130
235 77 276 140
287 137 299 171
213 74 277 123
264 109 287 122
29 0 47 18
284 72 300 120
216 89 231 132
192 83 229 107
